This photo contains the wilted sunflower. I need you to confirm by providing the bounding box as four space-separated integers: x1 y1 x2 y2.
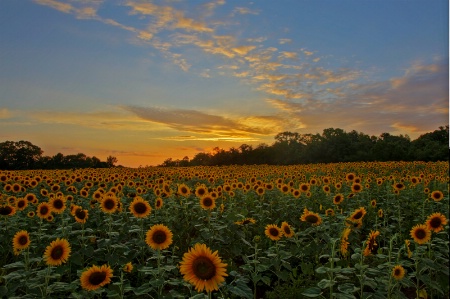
179 243 228 293
100 194 118 213
36 202 52 219
75 208 89 224
80 264 113 291
430 190 444 202
265 224 283 241
12 230 31 255
200 195 216 210
43 238 71 266
129 196 152 218
300 208 322 226
363 230 380 256
333 194 344 205
425 212 448 233
145 224 173 250
281 221 294 238
392 265 406 280
410 224 431 245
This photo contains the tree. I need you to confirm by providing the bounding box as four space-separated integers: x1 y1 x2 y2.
106 156 118 167
0 141 43 169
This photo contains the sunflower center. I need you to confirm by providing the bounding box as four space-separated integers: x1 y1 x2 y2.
353 212 363 220
76 209 86 219
305 215 318 223
414 229 426 239
104 199 116 210
18 235 29 245
40 206 49 215
192 256 216 280
203 198 213 207
53 199 64 209
394 269 401 276
88 271 107 286
152 230 167 244
269 227 279 237
283 226 291 235
0 206 13 215
18 201 26 208
429 217 442 228
134 202 148 214
51 245 64 260
181 187 187 194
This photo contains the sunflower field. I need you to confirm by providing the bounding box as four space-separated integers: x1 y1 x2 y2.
0 161 448 299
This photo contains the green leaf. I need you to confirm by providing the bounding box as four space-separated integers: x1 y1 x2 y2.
301 287 322 297
318 279 335 289
315 266 329 274
338 283 358 294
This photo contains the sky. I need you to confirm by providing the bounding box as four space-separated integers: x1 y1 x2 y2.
0 0 448 167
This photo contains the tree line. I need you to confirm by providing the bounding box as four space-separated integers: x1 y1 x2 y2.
159 126 449 167
0 141 118 170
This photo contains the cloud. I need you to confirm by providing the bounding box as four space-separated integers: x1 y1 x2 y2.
122 105 286 137
233 7 260 15
0 108 13 119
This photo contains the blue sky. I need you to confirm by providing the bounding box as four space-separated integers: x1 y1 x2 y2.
0 0 448 167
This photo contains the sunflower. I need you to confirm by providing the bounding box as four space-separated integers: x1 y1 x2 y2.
15 198 28 211
235 217 256 225
49 196 66 214
47 214 55 222
80 264 113 291
410 224 431 245
145 224 173 251
325 208 335 216
25 193 37 203
123 262 133 273
377 209 384 218
281 221 294 238
370 199 377 208
349 207 367 222
345 173 356 182
129 196 152 218
300 208 322 226
178 184 191 197
75 208 89 224
200 195 216 210
12 230 31 255
351 183 363 193
392 265 406 280
195 185 208 198
340 228 351 256
265 224 283 241
0 205 16 216
36 202 52 219
27 211 35 218
43 238 71 266
430 190 444 202
333 194 344 205
299 183 310 193
425 212 448 233
179 243 228 293
255 186 265 196
155 197 163 210
363 230 380 256
100 194 118 213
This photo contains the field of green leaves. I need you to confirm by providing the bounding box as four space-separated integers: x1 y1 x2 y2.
0 161 448 298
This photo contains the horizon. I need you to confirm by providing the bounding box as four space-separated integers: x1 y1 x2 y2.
0 0 448 167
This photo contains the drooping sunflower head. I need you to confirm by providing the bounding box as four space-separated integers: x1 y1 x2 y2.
349 207 367 222
12 230 31 254
363 230 380 256
426 212 448 233
179 243 228 293
281 221 294 238
80 264 113 291
392 265 406 280
410 224 431 245
43 238 71 266
129 196 152 218
145 224 173 251
265 224 283 241
200 195 216 210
